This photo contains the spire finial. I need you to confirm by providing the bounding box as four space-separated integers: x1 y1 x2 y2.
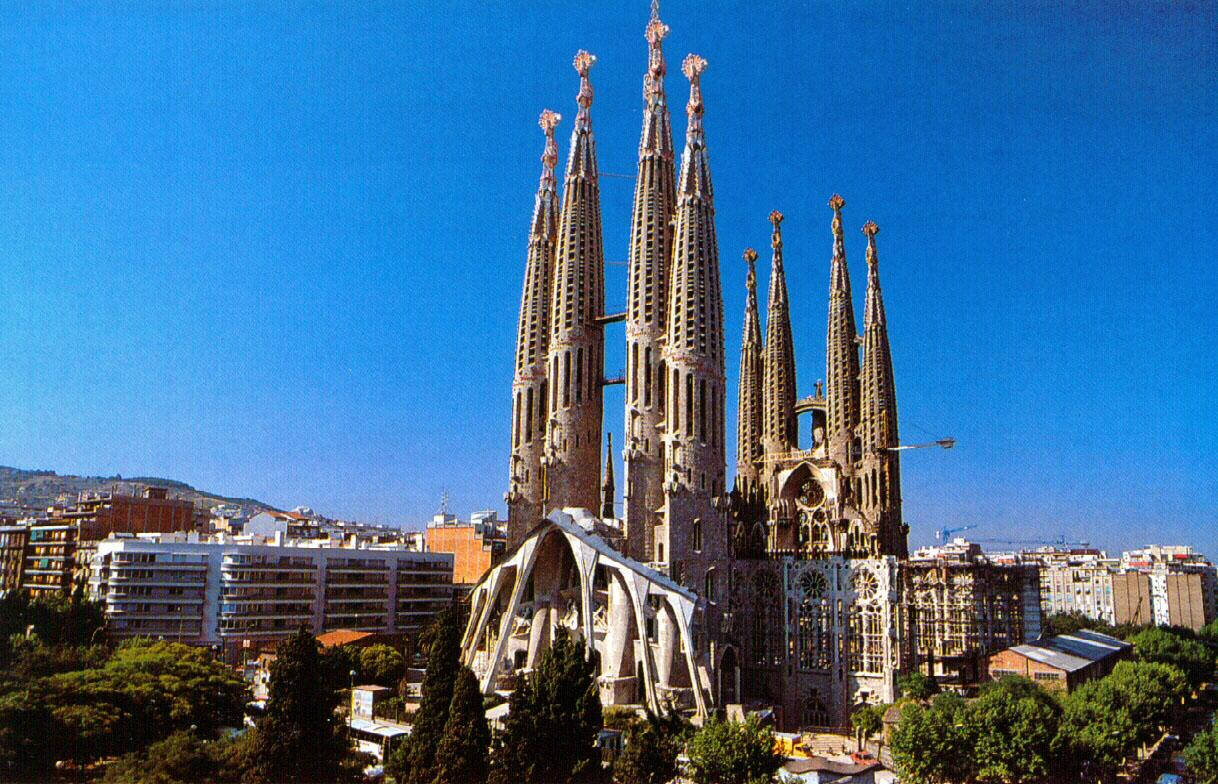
769 210 784 249
538 109 561 180
650 0 660 22
574 50 596 115
863 221 880 267
829 194 846 250
743 248 758 292
644 14 669 103
682 54 707 123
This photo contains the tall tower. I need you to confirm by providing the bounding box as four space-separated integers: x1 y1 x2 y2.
761 211 797 465
601 433 616 519
622 11 678 562
507 109 561 546
544 51 605 514
858 221 906 556
734 248 763 497
659 54 726 589
825 194 861 474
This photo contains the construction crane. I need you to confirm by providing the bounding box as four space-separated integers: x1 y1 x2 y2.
887 438 956 452
934 524 976 542
975 534 1091 548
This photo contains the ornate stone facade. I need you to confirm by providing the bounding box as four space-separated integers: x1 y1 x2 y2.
480 6 1040 730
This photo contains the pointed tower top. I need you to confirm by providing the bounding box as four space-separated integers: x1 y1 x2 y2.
600 432 616 518
863 220 880 240
538 109 560 181
770 210 784 249
744 247 758 291
829 193 845 211
574 50 596 120
682 54 707 123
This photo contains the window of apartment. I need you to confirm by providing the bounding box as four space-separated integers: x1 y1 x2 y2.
1033 671 1061 681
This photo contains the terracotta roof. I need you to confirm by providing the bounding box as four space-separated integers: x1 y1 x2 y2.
783 756 880 775
316 629 376 647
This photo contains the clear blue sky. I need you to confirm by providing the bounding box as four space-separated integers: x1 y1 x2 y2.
0 1 1213 555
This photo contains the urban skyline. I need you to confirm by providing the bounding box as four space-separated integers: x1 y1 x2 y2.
0 1 1213 557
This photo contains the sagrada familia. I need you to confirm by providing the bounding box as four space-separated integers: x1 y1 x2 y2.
460 8 1040 728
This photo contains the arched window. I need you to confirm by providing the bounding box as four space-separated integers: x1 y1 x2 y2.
750 571 783 668
692 519 703 552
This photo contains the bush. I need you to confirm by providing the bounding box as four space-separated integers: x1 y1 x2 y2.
685 714 781 784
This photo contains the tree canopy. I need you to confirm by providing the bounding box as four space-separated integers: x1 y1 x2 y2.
243 628 359 784
433 666 491 784
490 633 603 784
612 712 686 784
388 604 463 784
1130 626 1214 688
685 714 781 784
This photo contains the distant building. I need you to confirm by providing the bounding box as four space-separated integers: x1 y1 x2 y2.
23 523 77 597
55 487 200 540
424 509 506 587
0 525 29 592
1001 544 1216 632
348 685 408 761
984 630 1132 692
904 539 1042 685
88 535 454 660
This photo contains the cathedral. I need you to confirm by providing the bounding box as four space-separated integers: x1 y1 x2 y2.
460 7 1038 729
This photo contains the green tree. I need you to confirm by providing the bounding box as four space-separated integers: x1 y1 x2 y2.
685 714 781 784
966 677 1060 783
359 644 406 687
1200 619 1218 646
890 692 974 784
1054 678 1140 782
1130 627 1213 688
43 639 247 761
244 628 355 784
102 729 245 784
613 712 686 784
432 667 491 784
0 693 57 781
898 670 940 701
490 633 602 784
850 704 885 747
388 605 463 784
1186 719 1218 784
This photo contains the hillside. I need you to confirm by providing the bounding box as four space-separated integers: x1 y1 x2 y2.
0 466 279 516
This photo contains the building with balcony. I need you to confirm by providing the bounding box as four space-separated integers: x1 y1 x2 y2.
0 525 29 592
89 535 454 659
23 523 77 596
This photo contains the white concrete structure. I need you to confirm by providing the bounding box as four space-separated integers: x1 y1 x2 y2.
461 509 714 718
88 535 454 652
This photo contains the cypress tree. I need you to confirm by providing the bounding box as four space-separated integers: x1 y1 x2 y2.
245 628 352 783
388 605 462 784
432 667 491 784
490 633 602 783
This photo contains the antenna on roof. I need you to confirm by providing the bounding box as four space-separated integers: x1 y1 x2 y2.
437 491 451 516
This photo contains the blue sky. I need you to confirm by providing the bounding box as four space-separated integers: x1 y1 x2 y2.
0 1 1213 555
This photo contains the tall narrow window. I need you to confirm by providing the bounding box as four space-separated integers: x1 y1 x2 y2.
525 387 534 443
630 343 638 403
562 352 571 408
692 519 703 551
643 347 652 407
576 347 584 403
685 373 694 436
698 379 707 442
513 392 521 448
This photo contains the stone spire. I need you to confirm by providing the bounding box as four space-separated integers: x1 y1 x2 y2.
660 53 726 586
761 210 797 459
825 194 861 470
860 222 897 455
601 433 616 519
858 221 906 556
544 51 605 514
507 109 561 545
623 9 678 562
735 248 764 495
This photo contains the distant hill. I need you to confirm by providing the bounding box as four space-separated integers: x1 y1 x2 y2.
0 466 279 517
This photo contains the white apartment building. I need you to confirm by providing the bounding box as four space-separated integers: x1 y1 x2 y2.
88 535 454 654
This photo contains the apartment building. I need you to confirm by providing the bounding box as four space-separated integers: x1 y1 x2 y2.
88 535 455 659
424 509 506 587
